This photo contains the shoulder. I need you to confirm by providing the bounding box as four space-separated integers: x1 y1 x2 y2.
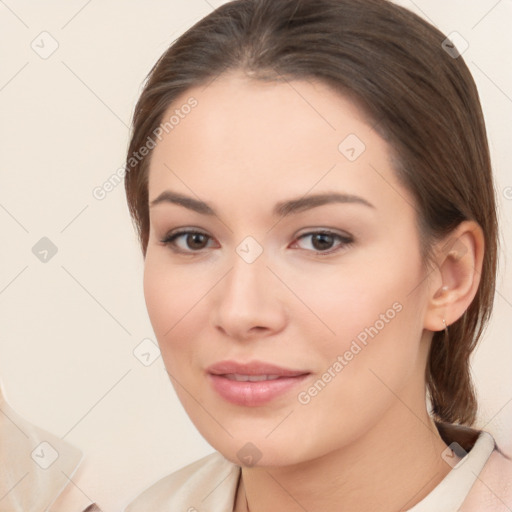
123 451 241 511
461 445 512 511
433 422 512 511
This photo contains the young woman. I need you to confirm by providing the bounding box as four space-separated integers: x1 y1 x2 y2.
122 0 511 510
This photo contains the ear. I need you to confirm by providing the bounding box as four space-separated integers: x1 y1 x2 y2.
423 220 485 332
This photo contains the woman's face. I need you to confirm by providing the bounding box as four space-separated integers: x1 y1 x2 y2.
143 71 436 466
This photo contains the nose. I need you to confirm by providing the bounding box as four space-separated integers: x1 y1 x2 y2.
211 251 287 341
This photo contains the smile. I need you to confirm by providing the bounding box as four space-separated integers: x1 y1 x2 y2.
206 360 310 407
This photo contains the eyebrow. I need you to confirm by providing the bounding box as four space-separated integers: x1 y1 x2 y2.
149 190 375 217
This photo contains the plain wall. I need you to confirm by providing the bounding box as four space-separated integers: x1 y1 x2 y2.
1 0 511 510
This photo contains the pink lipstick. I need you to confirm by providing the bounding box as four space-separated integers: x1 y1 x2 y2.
207 360 310 406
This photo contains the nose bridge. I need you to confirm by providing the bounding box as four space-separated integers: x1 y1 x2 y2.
220 231 267 292
212 239 285 337
223 243 269 308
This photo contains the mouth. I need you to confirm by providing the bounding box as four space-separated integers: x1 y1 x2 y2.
222 374 285 382
206 360 311 406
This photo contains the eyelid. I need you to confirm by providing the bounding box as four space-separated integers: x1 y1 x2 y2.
161 227 209 241
294 227 352 240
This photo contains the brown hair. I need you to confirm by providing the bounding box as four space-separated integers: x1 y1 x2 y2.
124 0 498 426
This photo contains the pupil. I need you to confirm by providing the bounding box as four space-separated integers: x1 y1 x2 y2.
188 233 207 249
313 233 333 250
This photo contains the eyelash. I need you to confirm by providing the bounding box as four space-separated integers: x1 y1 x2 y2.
159 229 354 256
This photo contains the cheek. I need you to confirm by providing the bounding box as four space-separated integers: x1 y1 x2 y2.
280 258 413 346
143 254 199 351
294 255 426 402
286 245 426 392
289 299 424 458
143 256 173 338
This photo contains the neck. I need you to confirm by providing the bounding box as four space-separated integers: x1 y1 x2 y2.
236 403 451 512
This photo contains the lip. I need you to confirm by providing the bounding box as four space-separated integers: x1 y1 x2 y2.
206 360 310 407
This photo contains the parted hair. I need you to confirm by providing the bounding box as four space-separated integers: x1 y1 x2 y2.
124 0 499 426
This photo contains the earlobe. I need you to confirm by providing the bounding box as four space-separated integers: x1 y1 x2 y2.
423 220 485 332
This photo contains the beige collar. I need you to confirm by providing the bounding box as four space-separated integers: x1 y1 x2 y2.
0 386 83 512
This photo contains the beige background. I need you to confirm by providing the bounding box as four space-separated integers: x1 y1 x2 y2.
0 0 511 510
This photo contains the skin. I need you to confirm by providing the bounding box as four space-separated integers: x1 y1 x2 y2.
143 70 484 512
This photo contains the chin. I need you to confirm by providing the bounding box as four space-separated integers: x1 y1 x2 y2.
198 427 314 469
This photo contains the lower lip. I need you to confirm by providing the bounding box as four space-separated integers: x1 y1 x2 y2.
208 374 310 407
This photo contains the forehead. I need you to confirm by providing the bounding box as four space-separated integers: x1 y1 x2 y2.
152 70 374 159
147 71 409 215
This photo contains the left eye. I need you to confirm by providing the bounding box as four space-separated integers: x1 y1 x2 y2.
292 231 353 254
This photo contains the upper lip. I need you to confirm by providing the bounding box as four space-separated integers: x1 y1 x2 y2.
207 360 309 377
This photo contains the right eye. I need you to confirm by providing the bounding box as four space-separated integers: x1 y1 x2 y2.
160 229 217 253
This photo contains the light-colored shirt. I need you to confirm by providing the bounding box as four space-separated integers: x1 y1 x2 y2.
0 387 101 512
124 422 512 511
